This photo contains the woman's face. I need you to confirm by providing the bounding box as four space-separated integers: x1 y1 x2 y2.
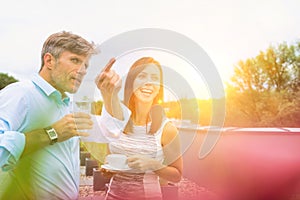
133 64 161 104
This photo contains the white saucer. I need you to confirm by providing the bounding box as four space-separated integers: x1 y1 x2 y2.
101 164 131 172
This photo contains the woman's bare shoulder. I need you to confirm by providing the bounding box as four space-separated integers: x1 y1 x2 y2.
161 121 178 145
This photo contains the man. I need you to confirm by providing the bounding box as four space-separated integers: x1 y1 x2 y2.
0 31 127 199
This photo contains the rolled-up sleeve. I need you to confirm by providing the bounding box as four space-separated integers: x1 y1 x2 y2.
0 121 26 171
0 83 28 171
101 103 131 137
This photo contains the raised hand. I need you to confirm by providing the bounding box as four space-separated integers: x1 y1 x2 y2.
95 58 122 97
94 58 123 119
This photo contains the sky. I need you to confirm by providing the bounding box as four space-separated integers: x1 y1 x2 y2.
1 0 299 100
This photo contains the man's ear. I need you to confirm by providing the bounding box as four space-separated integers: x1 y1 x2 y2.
44 53 55 69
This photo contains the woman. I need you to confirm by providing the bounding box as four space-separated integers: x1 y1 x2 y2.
103 57 183 200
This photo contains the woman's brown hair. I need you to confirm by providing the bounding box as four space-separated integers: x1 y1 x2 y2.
123 57 165 134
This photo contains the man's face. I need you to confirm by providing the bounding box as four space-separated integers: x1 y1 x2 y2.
50 51 90 94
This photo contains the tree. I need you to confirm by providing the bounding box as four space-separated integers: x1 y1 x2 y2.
0 73 18 90
226 58 266 124
226 41 300 127
290 40 300 92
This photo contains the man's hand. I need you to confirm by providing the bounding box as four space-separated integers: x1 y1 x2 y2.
22 112 93 157
52 112 93 142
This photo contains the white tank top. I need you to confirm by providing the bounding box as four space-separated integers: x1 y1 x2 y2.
107 119 169 200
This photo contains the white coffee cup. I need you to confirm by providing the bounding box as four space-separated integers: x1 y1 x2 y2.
106 154 128 169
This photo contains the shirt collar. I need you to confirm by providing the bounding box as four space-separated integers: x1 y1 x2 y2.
31 74 70 105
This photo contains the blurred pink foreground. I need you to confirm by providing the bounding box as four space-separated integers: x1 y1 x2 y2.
181 127 300 200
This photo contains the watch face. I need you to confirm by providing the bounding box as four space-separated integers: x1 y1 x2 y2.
48 129 57 139
45 127 58 145
47 128 58 139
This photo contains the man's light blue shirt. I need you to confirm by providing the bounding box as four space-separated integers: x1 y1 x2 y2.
0 74 130 199
0 74 79 199
0 74 71 169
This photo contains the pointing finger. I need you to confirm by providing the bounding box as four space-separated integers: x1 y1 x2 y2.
102 58 116 72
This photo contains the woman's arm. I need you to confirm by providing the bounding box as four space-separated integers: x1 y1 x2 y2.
154 122 183 183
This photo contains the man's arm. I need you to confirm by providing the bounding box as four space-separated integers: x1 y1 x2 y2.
0 112 92 170
22 112 93 156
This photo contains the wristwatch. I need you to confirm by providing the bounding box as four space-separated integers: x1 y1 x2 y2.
44 126 58 145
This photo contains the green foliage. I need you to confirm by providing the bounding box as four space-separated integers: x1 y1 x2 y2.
161 98 199 123
0 73 18 90
180 98 199 124
81 142 108 164
161 98 225 126
226 40 300 127
91 100 103 115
